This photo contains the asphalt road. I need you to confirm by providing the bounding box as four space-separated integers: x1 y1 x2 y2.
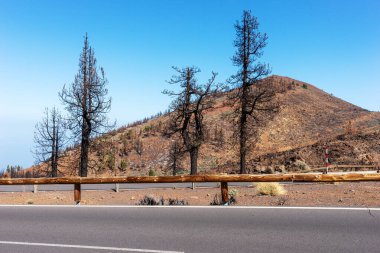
0 206 379 253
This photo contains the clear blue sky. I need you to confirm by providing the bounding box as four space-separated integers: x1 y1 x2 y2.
0 0 379 169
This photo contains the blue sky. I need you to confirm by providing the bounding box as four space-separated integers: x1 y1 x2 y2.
0 0 379 169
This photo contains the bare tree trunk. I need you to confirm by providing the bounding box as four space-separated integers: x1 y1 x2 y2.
172 157 177 176
190 148 198 175
52 126 59 177
51 158 58 177
239 114 247 174
80 126 90 177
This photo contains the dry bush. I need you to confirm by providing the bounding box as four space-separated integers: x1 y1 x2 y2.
288 160 310 172
26 199 34 205
209 194 237 206
168 198 189 206
137 195 164 205
137 195 188 206
256 182 287 196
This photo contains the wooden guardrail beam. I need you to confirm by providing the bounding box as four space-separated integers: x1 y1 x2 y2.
1 173 379 205
309 165 379 168
1 173 380 185
334 165 378 168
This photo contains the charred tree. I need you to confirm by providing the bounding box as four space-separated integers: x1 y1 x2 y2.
229 10 278 174
33 107 66 177
167 140 183 176
59 34 113 177
163 67 219 175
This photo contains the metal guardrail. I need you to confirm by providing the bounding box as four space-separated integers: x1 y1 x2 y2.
1 173 380 204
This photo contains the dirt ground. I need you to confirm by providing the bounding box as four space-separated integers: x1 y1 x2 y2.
1 182 379 207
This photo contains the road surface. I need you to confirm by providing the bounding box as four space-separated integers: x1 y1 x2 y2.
0 206 379 252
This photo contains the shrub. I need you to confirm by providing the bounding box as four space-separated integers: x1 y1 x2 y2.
229 188 239 197
277 196 288 206
256 183 287 196
168 198 189 206
137 196 188 206
148 169 156 176
209 194 236 206
292 160 310 171
302 84 308 89
120 160 127 171
106 154 115 170
143 125 153 132
137 195 165 205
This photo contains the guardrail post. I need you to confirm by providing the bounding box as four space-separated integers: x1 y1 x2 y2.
33 185 38 193
114 183 120 192
323 146 329 174
221 182 229 204
74 184 81 205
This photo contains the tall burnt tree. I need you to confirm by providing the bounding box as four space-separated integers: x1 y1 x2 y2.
33 107 66 177
59 34 113 177
164 67 218 175
229 10 278 174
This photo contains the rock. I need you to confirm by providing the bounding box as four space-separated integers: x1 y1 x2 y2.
275 165 286 173
264 166 274 174
130 196 135 200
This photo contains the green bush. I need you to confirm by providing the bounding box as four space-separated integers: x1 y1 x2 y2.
148 169 156 176
229 188 239 197
106 154 115 170
302 84 308 89
120 160 127 171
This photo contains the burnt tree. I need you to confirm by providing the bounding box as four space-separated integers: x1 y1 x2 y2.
33 107 66 177
163 67 218 175
167 140 183 176
59 34 113 177
229 10 278 174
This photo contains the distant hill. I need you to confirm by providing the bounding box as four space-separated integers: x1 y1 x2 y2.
29 75 380 176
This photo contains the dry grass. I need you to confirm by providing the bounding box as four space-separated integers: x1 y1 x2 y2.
26 199 34 205
256 183 287 196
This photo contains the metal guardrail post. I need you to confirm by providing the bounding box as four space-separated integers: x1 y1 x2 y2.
74 183 81 205
33 185 38 193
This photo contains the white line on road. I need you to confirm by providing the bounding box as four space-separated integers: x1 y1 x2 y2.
0 241 184 253
0 204 379 211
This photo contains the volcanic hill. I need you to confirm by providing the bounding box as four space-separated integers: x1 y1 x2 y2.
31 75 380 176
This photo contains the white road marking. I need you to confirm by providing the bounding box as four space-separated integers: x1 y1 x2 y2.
0 241 184 253
0 204 379 211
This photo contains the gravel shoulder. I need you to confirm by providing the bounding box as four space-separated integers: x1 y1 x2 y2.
0 182 379 207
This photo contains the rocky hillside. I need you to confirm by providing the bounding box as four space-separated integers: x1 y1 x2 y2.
31 75 380 176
